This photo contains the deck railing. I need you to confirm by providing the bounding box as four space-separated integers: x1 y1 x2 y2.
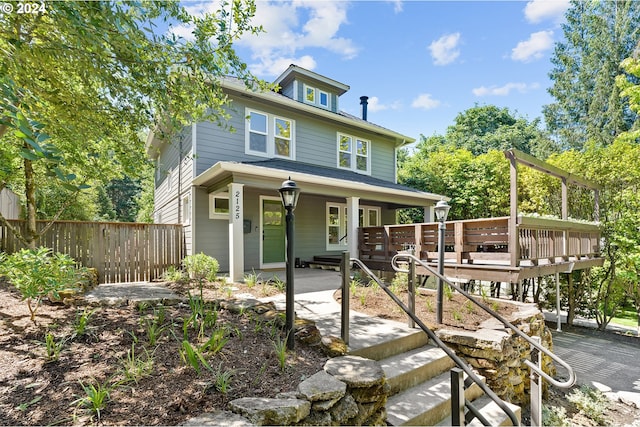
359 216 601 268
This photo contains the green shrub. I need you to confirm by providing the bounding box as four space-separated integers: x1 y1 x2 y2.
0 247 80 323
182 253 219 282
567 385 610 425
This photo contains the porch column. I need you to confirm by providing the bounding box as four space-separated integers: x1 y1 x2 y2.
424 205 434 223
346 197 360 258
228 183 244 283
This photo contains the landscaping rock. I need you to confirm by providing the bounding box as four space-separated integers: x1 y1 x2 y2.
182 410 252 426
229 397 310 426
324 355 385 388
329 394 359 423
320 335 348 356
297 371 346 402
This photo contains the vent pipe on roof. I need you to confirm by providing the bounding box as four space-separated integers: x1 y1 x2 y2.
360 96 369 121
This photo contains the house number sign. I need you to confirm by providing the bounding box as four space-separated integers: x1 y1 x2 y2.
234 190 241 220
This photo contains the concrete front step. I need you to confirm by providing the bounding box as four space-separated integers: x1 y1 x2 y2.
350 330 428 361
380 344 455 395
386 370 485 426
438 395 522 426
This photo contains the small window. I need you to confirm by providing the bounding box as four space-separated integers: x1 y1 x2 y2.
319 90 329 108
182 194 191 225
167 169 173 192
338 134 352 169
274 117 292 157
209 193 230 219
304 85 315 103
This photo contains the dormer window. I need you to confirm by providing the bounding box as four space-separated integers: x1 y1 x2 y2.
303 83 331 110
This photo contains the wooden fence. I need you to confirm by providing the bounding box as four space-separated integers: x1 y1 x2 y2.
0 220 184 284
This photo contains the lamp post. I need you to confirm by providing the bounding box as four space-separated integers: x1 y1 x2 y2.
279 178 300 350
434 200 450 324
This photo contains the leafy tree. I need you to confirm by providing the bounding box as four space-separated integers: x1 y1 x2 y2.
544 0 640 150
0 0 264 247
445 105 558 157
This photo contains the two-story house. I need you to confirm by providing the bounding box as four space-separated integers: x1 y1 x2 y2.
147 65 445 281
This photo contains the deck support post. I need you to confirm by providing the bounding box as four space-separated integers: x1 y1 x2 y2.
341 251 350 345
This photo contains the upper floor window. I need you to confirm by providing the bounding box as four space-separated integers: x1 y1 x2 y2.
337 133 370 174
246 109 294 159
303 83 330 110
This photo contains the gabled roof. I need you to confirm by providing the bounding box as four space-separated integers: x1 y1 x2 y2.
273 64 350 96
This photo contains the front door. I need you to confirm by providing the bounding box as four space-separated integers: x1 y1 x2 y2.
261 197 285 268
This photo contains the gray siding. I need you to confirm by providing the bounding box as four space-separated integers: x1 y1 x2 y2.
195 97 398 183
193 187 229 267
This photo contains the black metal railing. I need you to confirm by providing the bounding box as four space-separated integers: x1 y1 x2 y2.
342 252 576 426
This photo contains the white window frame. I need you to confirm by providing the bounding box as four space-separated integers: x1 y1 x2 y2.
209 192 230 219
167 168 173 192
326 203 381 251
245 108 295 160
337 133 371 174
318 89 330 109
303 84 316 104
182 194 191 225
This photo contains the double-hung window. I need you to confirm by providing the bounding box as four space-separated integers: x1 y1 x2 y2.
338 133 370 174
246 109 294 159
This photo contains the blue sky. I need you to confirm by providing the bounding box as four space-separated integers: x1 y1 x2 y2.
175 0 571 143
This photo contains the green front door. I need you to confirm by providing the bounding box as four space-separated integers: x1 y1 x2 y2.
262 199 285 265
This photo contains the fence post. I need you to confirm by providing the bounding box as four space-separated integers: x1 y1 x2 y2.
451 367 465 426
530 336 542 427
341 251 350 345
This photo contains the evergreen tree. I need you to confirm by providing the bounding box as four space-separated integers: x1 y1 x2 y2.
544 0 640 150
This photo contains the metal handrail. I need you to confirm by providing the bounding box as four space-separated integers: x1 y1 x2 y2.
350 257 520 427
391 253 577 390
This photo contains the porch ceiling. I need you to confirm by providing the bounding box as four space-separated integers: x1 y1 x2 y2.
192 160 446 207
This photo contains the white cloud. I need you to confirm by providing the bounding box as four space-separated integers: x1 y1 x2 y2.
387 0 403 14
411 94 441 110
472 82 540 97
428 33 461 66
367 96 401 113
524 0 570 24
511 30 554 62
237 1 358 77
252 55 317 77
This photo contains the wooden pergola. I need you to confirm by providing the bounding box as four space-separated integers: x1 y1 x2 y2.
358 149 605 291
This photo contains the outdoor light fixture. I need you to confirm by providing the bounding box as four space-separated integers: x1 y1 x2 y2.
279 178 300 350
279 178 300 211
434 200 451 222
435 200 450 324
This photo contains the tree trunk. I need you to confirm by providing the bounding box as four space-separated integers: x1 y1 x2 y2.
23 149 38 249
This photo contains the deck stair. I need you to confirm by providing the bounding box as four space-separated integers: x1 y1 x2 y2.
351 331 521 426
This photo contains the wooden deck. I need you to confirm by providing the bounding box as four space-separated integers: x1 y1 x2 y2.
358 216 604 283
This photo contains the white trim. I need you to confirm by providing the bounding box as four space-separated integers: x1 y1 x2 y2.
245 108 295 160
303 83 315 104
228 183 245 282
192 161 448 205
209 192 230 219
326 202 381 251
182 193 191 225
337 132 371 175
260 196 286 269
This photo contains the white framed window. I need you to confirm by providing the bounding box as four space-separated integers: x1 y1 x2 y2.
182 194 191 225
167 168 173 192
326 203 381 250
209 193 230 219
319 90 329 108
337 133 370 174
304 84 315 104
245 108 295 159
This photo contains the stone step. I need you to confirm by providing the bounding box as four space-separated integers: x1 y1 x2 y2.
350 330 428 361
437 395 522 426
385 370 485 426
380 344 455 395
